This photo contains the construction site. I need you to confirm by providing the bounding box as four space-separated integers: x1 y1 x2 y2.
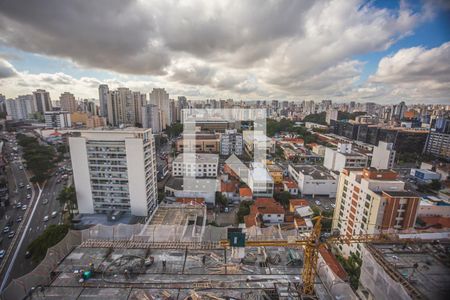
2 204 449 300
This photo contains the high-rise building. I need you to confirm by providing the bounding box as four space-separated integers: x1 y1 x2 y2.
32 89 52 113
98 84 109 118
326 109 338 125
220 129 243 156
150 88 170 130
69 128 158 217
142 104 160 133
44 111 72 128
133 92 146 126
107 88 136 127
59 92 77 113
371 141 396 169
5 95 34 120
332 168 420 257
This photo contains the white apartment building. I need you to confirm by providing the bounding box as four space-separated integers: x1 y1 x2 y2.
371 141 396 169
172 153 219 178
69 128 158 217
220 129 243 156
44 111 72 128
332 168 420 257
248 163 274 198
149 88 170 130
323 143 368 172
326 109 338 125
98 84 109 118
5 95 35 120
288 164 338 197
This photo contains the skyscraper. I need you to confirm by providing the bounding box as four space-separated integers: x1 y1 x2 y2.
98 84 109 118
142 104 160 133
149 88 170 130
106 87 135 127
32 89 52 113
60 92 77 113
133 92 146 125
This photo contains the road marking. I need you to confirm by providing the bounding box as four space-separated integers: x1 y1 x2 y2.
0 179 45 291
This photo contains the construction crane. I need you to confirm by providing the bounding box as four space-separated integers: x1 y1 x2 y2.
220 215 404 296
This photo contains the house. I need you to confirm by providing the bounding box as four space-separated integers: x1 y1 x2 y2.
289 199 314 233
283 179 298 196
239 187 253 201
288 164 338 197
221 179 239 201
244 198 285 227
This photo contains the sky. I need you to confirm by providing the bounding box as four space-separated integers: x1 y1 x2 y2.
0 0 449 104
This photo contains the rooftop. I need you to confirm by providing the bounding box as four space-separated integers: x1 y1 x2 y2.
290 164 337 180
173 153 219 164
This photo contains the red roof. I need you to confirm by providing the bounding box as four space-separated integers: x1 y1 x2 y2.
251 198 285 214
239 187 253 198
221 180 237 193
419 216 450 229
176 197 204 204
319 245 348 280
283 179 298 189
289 199 308 208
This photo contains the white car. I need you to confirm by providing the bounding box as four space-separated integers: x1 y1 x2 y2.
43 216 49 222
19 166 23 170
315 200 321 206
51 211 58 218
331 203 336 208
0 250 5 259
21 205 27 210
26 194 31 199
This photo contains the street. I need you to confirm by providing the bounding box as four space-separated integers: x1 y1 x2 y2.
0 131 68 290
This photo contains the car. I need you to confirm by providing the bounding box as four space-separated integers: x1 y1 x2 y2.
42 198 49 205
331 203 336 209
18 166 23 170
26 184 31 190
16 202 22 209
315 200 321 206
2 227 9 233
51 211 58 218
56 178 61 183
18 182 24 188
16 216 22 223
21 204 27 210
0 250 5 259
26 194 31 199
43 216 49 222
325 206 330 210
8 231 15 238
25 251 32 259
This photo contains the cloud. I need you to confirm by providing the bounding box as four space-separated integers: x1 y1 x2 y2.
0 58 17 78
0 0 444 102
367 42 450 101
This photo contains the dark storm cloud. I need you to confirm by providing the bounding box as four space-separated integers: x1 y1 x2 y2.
0 59 17 78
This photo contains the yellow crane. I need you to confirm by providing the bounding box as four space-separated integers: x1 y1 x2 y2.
220 215 404 296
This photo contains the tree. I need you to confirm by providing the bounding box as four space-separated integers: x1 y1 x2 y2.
311 207 333 233
166 123 183 138
429 179 442 191
274 191 291 208
57 186 77 218
237 200 253 223
27 224 70 263
336 252 362 290
215 191 228 208
303 112 327 125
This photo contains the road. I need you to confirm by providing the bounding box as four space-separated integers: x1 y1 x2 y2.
0 131 68 290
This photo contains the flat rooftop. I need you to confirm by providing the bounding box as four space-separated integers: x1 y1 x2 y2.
173 153 219 164
290 164 337 180
368 242 450 300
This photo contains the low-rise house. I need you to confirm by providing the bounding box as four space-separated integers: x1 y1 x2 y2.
239 187 253 201
244 198 285 227
283 179 298 196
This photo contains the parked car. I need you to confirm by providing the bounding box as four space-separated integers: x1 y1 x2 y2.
25 251 32 259
26 184 31 190
21 204 27 210
26 194 31 199
8 231 15 238
18 182 24 188
0 250 5 259
51 211 58 218
18 166 23 170
331 203 336 209
42 198 49 205
2 227 10 233
43 216 49 222
16 216 22 223
315 200 321 206
16 202 22 209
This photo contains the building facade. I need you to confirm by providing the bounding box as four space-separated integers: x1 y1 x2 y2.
149 88 170 130
323 143 368 172
172 153 219 178
98 84 109 118
288 164 338 197
44 111 72 128
424 132 450 160
59 92 77 113
371 141 396 169
69 128 158 217
220 129 243 156
32 89 52 113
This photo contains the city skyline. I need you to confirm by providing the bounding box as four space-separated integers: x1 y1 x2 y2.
0 0 448 103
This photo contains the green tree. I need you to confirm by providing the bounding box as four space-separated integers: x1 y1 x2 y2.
303 112 327 125
237 200 253 223
215 191 229 208
57 186 77 218
429 179 442 191
336 252 362 290
27 224 70 263
274 191 291 208
311 207 333 232
166 122 183 138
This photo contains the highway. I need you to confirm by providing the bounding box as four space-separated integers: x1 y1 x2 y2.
0 131 68 290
